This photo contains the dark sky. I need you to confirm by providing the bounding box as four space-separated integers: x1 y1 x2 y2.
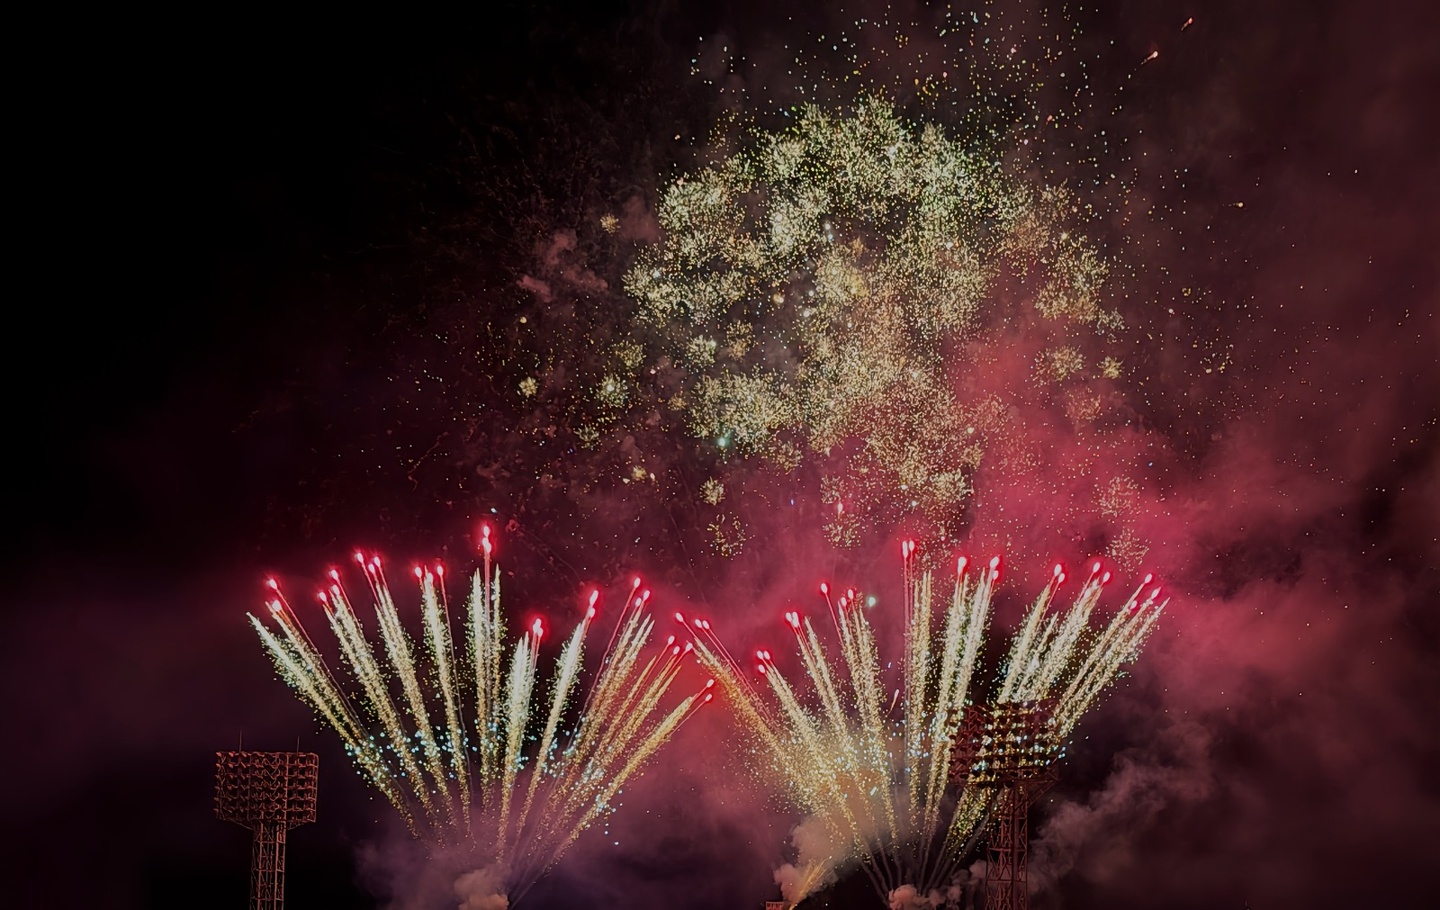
6 1 1437 909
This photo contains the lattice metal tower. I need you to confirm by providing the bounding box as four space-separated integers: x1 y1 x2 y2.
215 751 318 910
951 700 1059 910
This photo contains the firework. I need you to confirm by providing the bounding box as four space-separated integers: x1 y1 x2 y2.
686 545 1164 903
616 97 1145 555
250 526 711 902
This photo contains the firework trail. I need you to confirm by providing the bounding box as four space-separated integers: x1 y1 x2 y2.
685 544 1164 904
250 526 712 903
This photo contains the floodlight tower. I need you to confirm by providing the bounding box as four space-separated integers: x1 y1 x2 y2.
215 751 318 910
951 700 1059 910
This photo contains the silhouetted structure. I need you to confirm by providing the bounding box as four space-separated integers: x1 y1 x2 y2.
215 751 318 910
951 700 1059 910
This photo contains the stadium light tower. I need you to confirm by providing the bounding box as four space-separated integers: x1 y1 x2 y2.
951 700 1060 910
215 751 318 910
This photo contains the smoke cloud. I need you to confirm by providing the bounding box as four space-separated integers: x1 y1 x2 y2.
773 815 845 903
888 882 966 909
454 866 509 910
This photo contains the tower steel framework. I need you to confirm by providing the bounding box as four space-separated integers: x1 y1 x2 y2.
951 700 1059 910
215 751 318 910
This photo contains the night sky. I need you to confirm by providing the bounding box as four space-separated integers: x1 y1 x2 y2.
7 1 1437 909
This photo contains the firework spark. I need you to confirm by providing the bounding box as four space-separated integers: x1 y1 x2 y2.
686 546 1164 903
250 527 710 903
617 98 1145 555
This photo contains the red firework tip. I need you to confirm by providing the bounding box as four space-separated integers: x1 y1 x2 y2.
989 556 1001 570
435 564 444 577
846 588 855 599
757 664 767 675
329 569 340 581
683 642 694 653
266 578 278 590
756 650 765 659
671 645 681 656
785 611 801 629
693 618 703 628
1057 573 1066 586
701 620 711 631
1092 561 1102 574
269 600 282 612
531 619 544 637
957 556 968 574
481 524 491 538
1143 573 1154 585
414 566 423 578
317 591 327 602
1151 587 1163 600
666 635 676 646
588 589 600 607
641 589 651 603
371 556 381 568
631 576 642 590
1053 563 1063 577
586 606 597 619
674 612 685 624
354 551 365 564
704 692 714 703
1102 571 1112 584
706 678 716 688
819 582 829 595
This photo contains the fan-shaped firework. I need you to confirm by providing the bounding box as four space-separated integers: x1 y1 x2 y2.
618 97 1141 553
686 547 1164 904
250 526 712 903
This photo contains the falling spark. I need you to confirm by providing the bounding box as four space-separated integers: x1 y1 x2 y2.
617 98 1142 552
687 552 1163 903
250 529 709 903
